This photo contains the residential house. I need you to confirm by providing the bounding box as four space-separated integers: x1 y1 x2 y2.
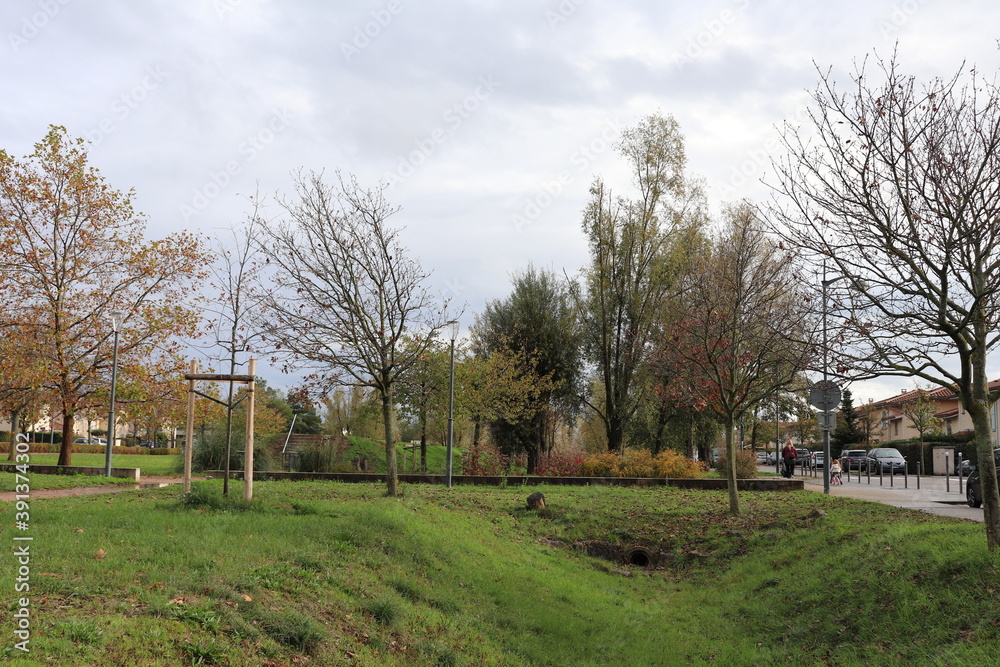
870 380 1000 447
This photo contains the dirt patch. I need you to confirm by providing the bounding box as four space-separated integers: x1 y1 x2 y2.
0 476 189 503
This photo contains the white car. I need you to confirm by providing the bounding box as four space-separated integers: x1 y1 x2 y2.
755 452 768 465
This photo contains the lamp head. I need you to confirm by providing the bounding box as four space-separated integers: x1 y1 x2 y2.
446 320 460 342
110 311 125 332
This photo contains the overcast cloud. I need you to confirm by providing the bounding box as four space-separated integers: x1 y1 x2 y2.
4 0 999 402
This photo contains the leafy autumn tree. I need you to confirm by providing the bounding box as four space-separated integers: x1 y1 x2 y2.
458 340 560 457
579 112 708 451
0 319 47 460
256 171 453 496
474 266 581 472
324 386 382 440
770 53 1000 548
0 126 209 465
395 342 450 471
655 203 817 515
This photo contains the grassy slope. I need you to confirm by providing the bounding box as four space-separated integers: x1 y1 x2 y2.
1 482 998 665
344 437 457 475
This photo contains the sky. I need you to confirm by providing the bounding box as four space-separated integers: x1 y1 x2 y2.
3 0 1000 404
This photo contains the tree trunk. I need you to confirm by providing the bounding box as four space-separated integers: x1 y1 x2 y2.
57 412 75 466
687 414 696 460
725 415 740 516
970 351 1000 549
6 411 20 461
382 385 399 496
419 401 428 473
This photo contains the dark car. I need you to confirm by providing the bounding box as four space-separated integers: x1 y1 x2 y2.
866 447 906 474
793 448 811 465
967 448 1000 508
839 449 868 471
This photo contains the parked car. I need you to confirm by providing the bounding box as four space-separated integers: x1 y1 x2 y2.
755 452 769 465
794 448 811 464
967 448 1000 508
811 451 826 468
866 447 906 475
766 451 778 465
73 437 107 445
839 449 868 471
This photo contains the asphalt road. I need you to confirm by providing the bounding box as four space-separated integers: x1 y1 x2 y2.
762 465 984 522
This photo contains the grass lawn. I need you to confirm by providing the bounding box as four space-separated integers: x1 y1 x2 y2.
2 480 999 665
12 453 183 477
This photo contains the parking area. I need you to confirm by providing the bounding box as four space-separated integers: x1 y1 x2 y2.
759 465 985 522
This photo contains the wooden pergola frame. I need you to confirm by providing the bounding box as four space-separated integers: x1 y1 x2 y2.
182 359 256 500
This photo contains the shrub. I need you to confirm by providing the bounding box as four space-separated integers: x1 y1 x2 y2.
460 441 525 476
535 452 584 477
190 431 273 473
578 449 706 479
579 451 621 477
295 436 350 472
652 450 709 478
715 449 758 479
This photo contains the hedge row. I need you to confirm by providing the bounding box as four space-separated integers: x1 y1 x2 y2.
0 442 180 456
536 449 707 479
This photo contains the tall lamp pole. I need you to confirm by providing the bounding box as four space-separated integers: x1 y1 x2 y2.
103 311 125 477
820 265 850 495
445 320 459 488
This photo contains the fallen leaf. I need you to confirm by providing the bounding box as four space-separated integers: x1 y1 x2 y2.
242 594 252 602
94 549 106 560
74 527 84 533
168 597 185 605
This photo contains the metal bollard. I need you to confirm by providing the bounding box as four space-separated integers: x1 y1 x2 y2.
958 452 963 495
890 463 894 487
946 452 951 492
917 461 921 490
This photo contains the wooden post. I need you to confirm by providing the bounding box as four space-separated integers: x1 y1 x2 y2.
244 359 255 501
183 360 197 493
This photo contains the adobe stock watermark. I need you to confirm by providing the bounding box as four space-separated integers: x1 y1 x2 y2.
340 0 406 61
512 118 621 234
11 434 33 654
546 0 588 29
83 65 169 147
384 75 501 188
876 0 926 38
213 0 244 18
669 0 750 70
179 108 294 222
716 105 811 201
7 0 73 53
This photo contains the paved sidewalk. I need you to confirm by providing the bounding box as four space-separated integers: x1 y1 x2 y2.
794 468 983 522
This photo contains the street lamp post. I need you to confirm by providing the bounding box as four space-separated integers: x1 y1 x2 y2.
445 320 459 489
103 311 125 477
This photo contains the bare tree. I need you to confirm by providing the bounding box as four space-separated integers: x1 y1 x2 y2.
256 171 452 496
769 53 1000 548
202 193 272 494
899 386 942 472
656 203 817 515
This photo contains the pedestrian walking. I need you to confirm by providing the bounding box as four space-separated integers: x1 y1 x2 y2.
781 441 797 478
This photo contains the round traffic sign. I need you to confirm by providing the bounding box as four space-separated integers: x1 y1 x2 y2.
810 380 842 412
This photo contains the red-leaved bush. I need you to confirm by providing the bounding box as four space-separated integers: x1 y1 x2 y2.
534 453 585 477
